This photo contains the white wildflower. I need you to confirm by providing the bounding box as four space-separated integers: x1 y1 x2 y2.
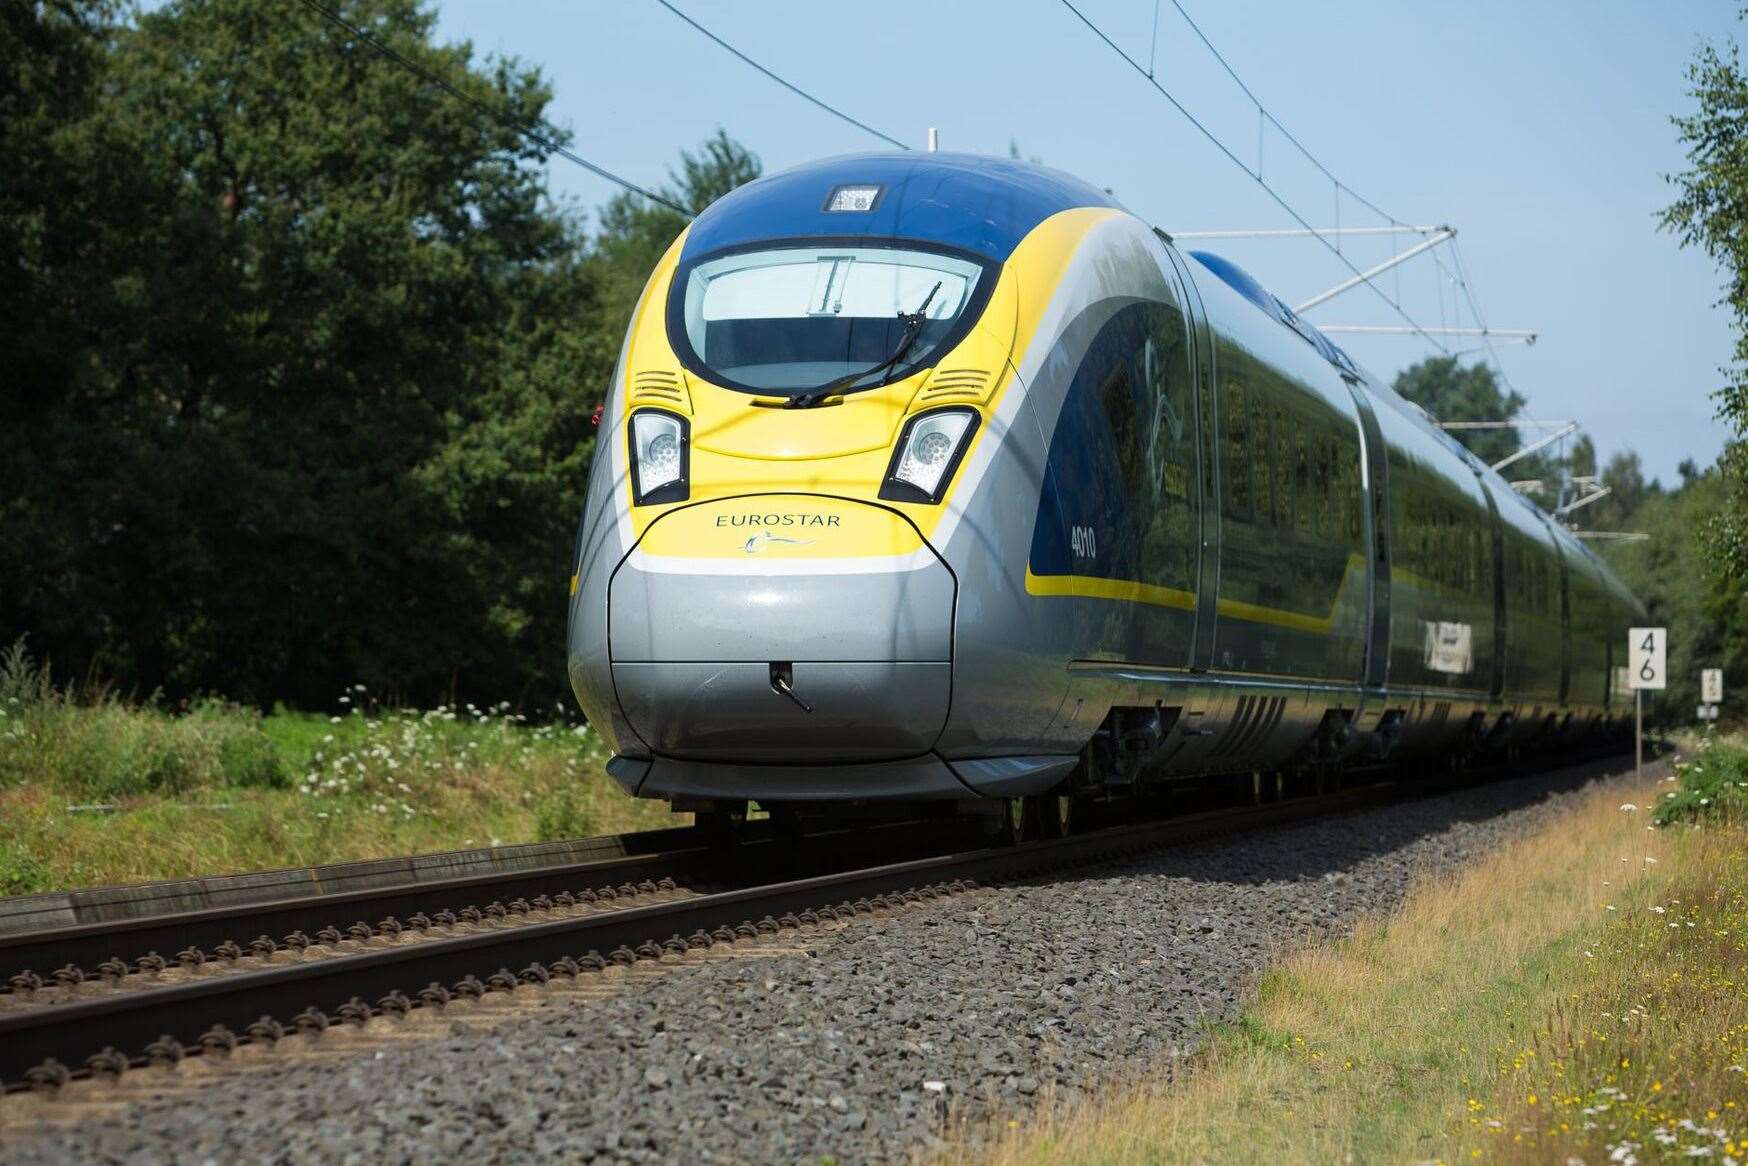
1619 803 1638 812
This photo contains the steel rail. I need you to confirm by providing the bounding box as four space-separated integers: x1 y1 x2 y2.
0 818 962 991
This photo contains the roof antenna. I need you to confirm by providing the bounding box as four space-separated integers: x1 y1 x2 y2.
926 127 939 152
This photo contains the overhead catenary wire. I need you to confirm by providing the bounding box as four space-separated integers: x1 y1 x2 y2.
1148 0 1547 395
653 0 911 150
1159 0 1410 231
1059 1 1450 354
294 0 695 217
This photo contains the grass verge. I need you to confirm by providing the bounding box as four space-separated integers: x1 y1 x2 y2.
948 748 1748 1166
0 640 679 894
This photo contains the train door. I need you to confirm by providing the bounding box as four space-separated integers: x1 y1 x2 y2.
1472 472 1507 701
1342 378 1391 689
1539 516 1573 705
1160 240 1218 669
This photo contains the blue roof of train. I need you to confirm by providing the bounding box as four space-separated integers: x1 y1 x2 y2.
679 152 1123 263
1189 249 1356 373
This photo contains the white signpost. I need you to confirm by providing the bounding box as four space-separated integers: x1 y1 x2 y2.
1628 627 1667 777
1701 667 1724 732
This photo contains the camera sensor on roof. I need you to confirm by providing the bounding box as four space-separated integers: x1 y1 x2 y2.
824 184 883 212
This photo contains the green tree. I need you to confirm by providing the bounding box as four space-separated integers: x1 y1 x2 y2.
1 0 593 706
0 0 766 710
592 128 760 328
1587 450 1659 530
1662 26 1748 576
1391 356 1560 484
1568 433 1598 480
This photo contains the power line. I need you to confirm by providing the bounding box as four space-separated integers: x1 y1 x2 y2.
1145 0 1549 403
1059 1 1449 354
295 0 694 217
654 0 910 150
1160 0 1408 230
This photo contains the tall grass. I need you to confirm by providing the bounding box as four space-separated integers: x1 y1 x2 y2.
0 639 680 894
0 638 287 797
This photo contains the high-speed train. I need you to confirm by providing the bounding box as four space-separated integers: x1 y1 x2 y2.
567 152 1642 835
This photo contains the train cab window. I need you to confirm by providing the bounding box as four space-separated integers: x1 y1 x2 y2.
668 243 995 396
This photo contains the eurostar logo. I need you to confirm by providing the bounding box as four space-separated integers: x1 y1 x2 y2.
743 531 814 554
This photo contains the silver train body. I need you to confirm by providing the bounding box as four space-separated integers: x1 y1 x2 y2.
566 153 1641 811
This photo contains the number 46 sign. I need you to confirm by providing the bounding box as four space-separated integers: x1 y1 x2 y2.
1629 627 1666 778
1630 627 1667 691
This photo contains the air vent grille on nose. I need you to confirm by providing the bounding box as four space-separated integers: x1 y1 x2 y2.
629 369 691 413
917 368 995 404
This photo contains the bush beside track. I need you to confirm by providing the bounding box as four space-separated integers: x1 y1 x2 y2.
0 642 679 896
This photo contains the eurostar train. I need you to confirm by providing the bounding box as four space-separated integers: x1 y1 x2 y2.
566 152 1642 834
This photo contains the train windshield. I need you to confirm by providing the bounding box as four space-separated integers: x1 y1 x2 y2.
668 244 993 395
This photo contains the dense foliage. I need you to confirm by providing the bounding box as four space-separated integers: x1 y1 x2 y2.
1663 25 1748 577
0 0 757 708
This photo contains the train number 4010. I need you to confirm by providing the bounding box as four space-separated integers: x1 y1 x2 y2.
1070 525 1098 560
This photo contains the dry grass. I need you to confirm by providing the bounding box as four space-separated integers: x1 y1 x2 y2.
947 762 1748 1166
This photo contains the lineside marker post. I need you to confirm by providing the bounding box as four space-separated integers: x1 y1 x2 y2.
1628 627 1667 779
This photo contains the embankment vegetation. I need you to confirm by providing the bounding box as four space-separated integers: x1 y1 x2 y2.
0 641 677 895
951 742 1748 1165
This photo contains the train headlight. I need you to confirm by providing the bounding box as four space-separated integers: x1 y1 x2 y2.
629 409 689 505
879 408 979 504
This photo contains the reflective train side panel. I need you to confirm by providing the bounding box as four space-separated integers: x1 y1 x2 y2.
566 152 1643 811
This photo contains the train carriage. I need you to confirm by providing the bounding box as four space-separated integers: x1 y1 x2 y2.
566 151 1642 827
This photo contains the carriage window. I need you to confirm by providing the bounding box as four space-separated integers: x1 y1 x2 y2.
1223 382 1252 519
1101 361 1146 501
1142 316 1194 502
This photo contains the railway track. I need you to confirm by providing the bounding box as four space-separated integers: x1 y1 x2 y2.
0 753 1630 1092
0 816 965 999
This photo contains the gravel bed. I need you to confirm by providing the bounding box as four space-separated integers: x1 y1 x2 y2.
2 759 1638 1165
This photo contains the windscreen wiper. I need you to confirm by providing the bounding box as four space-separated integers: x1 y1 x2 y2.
781 281 943 409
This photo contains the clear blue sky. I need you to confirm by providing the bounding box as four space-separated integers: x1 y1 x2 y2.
434 0 1738 487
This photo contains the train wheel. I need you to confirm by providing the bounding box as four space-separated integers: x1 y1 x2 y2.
995 796 1029 846
1037 792 1076 839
